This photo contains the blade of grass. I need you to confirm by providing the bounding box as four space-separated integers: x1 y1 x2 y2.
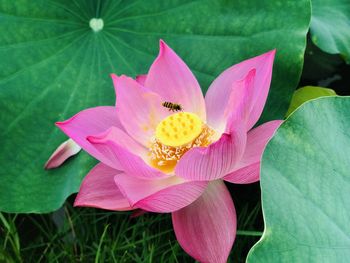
95 224 109 263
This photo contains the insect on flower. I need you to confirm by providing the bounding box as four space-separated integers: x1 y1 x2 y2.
162 101 183 112
54 40 282 263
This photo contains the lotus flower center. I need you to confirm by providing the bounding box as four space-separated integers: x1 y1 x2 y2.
150 112 214 173
155 112 202 147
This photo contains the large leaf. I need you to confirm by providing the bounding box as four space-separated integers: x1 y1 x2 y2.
285 86 336 116
0 0 310 212
247 96 350 262
310 0 350 63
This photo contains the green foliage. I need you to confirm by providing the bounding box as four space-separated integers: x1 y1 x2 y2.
0 0 311 213
0 198 262 262
310 0 350 62
247 97 350 263
0 213 21 263
286 86 336 116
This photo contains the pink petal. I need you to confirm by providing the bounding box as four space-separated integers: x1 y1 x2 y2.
135 74 147 85
44 139 81 169
175 122 246 181
74 163 132 211
111 74 169 146
205 50 276 131
88 127 166 178
56 106 123 169
115 173 207 213
225 163 261 184
89 126 147 159
224 120 283 184
222 69 257 133
172 180 236 263
145 40 206 120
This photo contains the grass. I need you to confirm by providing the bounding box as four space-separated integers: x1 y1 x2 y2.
0 183 263 263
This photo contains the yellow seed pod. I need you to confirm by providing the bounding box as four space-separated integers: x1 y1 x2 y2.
155 112 203 147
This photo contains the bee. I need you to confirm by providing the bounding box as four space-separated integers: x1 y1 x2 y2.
162 101 183 112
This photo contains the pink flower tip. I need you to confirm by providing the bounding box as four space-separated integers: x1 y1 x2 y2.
44 138 81 169
157 39 169 59
159 38 166 46
267 49 276 57
55 117 74 129
55 121 65 127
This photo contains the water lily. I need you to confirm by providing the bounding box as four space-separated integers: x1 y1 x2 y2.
56 40 282 262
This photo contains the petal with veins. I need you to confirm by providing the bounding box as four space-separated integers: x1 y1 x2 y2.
115 173 207 213
206 50 275 131
175 121 246 181
56 106 122 169
224 120 282 184
88 127 167 178
145 40 206 120
172 180 236 263
74 163 132 211
135 74 147 86
111 74 169 147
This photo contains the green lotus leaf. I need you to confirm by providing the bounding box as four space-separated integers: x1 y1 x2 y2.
248 96 350 263
310 0 350 62
286 86 336 117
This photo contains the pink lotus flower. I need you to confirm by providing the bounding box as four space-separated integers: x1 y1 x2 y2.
56 40 282 263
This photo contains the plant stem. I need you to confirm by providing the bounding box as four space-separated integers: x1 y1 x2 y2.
236 230 263 237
